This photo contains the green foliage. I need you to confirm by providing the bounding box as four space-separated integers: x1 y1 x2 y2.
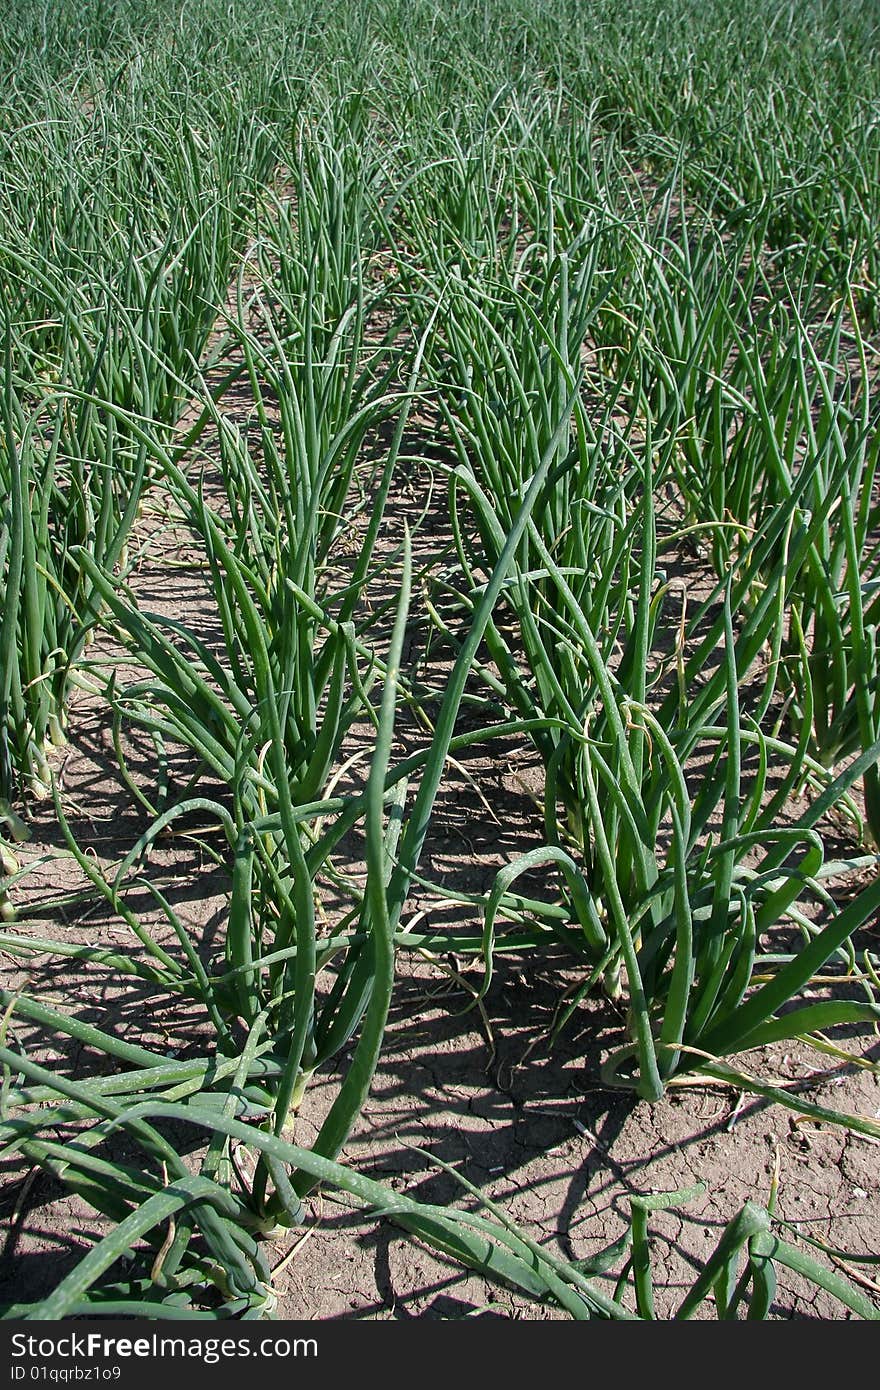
2 0 879 1321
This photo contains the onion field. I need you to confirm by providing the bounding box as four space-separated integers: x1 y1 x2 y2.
1 0 880 1320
